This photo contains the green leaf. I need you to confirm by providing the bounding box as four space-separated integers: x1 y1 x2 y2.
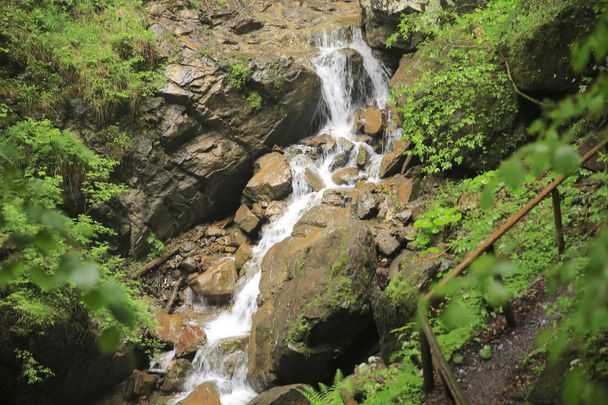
99 326 121 353
499 158 526 191
69 262 100 291
553 144 580 175
440 301 472 330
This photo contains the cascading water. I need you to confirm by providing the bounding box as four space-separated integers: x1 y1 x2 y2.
161 27 397 405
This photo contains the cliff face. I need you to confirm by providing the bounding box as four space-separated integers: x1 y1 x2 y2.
97 0 362 258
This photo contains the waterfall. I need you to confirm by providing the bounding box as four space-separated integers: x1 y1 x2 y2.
164 26 396 405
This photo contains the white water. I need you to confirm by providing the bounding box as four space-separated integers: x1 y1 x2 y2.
162 27 395 405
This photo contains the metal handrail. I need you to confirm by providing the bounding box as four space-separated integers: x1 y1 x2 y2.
417 137 608 405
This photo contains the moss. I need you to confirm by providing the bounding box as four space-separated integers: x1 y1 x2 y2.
384 255 418 306
330 251 349 277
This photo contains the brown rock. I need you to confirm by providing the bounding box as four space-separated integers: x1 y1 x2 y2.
362 107 383 135
356 145 369 167
123 370 158 400
235 204 261 234
152 313 184 345
301 134 336 153
178 382 221 405
235 243 253 271
331 167 359 185
161 359 191 392
175 324 207 358
244 152 293 202
379 141 409 178
189 257 238 303
304 168 325 192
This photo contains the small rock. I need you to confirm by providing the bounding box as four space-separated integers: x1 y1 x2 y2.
329 151 350 171
175 324 207 358
304 168 325 192
356 145 369 167
337 137 354 152
161 359 191 392
178 382 221 405
180 256 199 273
353 191 378 219
206 225 225 237
379 141 409 179
235 204 261 235
396 209 413 223
235 243 253 271
189 257 238 303
362 107 383 135
322 189 349 206
332 167 359 185
244 152 293 202
301 134 336 153
123 370 158 400
375 230 400 256
265 201 286 221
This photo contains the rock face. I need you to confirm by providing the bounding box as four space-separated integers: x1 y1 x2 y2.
101 0 363 258
189 257 238 303
244 152 293 202
248 211 378 390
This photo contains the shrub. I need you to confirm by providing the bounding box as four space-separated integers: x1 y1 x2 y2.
227 63 252 89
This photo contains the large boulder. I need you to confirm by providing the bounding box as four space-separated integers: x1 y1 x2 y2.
189 257 238 303
244 152 293 202
248 213 378 390
501 0 597 94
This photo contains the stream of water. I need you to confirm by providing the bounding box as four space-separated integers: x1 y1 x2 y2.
162 27 393 405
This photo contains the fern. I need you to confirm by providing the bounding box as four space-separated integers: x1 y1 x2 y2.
299 369 349 405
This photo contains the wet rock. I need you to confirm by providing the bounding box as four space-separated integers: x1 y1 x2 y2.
379 140 409 178
248 384 310 405
337 137 355 153
356 145 369 167
244 152 293 202
361 107 384 136
302 134 336 153
329 151 351 171
375 230 400 257
175 324 207 358
235 204 261 235
123 370 158 400
235 243 253 271
152 313 185 345
332 167 360 185
249 221 377 390
178 382 221 405
322 189 351 207
353 191 378 220
189 257 238 303
225 228 248 247
264 201 286 222
291 205 349 237
161 359 191 392
304 168 325 192
217 336 249 355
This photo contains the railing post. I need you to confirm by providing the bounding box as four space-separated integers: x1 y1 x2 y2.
488 244 517 328
551 188 565 254
420 332 435 392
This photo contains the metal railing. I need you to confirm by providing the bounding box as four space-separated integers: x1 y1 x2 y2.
417 138 608 405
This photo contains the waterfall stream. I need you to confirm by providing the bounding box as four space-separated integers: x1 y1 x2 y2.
161 27 395 405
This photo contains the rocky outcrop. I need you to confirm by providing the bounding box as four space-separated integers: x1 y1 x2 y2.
248 208 378 390
244 152 293 202
101 0 363 258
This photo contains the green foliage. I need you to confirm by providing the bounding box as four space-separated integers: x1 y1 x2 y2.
14 349 55 385
300 369 348 405
0 118 152 362
146 233 165 260
391 0 522 173
246 91 263 112
413 206 461 248
0 0 162 123
227 63 252 89
479 345 493 360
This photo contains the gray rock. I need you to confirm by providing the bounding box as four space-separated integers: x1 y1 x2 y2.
375 230 400 256
354 191 378 220
248 384 310 405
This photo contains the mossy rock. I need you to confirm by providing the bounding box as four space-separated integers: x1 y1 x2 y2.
501 0 598 94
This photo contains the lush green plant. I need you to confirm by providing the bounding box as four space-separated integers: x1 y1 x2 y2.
300 369 348 405
227 63 252 89
0 118 153 365
0 0 162 123
413 206 461 248
246 91 263 112
391 0 522 173
14 349 55 385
